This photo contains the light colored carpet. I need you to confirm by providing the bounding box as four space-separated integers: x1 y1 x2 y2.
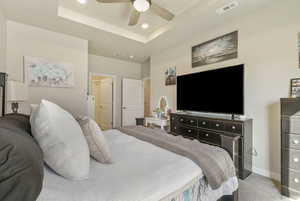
239 173 293 201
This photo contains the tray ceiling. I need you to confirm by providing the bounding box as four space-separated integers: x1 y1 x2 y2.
58 0 200 43
0 0 275 62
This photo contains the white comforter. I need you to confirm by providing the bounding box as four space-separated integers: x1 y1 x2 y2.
37 129 237 201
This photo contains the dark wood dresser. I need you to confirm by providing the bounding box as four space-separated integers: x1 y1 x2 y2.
281 98 300 198
170 112 253 180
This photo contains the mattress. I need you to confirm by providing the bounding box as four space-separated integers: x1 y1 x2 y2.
37 129 237 201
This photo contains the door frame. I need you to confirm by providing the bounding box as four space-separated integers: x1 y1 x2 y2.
142 77 151 117
89 72 117 128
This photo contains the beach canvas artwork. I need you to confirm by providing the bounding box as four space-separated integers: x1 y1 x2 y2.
25 56 75 88
192 31 238 68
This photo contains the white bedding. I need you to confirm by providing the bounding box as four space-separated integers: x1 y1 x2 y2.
37 129 238 201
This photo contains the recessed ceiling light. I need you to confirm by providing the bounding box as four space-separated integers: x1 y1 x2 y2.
77 0 87 5
130 55 134 59
141 23 149 29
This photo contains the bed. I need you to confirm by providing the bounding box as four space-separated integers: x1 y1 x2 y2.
37 129 238 201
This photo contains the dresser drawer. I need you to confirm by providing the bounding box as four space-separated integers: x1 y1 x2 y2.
290 117 300 134
281 99 300 116
198 119 210 129
288 170 300 192
211 120 225 130
198 130 221 145
178 116 198 127
225 122 243 134
178 126 198 138
170 124 179 134
288 149 300 170
284 134 300 150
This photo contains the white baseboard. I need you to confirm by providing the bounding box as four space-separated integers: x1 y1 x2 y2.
252 166 280 181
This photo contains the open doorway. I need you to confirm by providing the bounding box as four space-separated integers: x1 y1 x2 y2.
90 74 115 130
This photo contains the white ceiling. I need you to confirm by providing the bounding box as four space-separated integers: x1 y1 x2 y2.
58 0 200 43
0 0 273 63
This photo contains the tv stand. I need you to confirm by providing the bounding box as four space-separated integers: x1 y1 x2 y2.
170 112 253 180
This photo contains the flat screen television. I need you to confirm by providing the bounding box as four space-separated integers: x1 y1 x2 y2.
177 64 244 115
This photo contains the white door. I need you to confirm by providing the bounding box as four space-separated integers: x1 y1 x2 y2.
122 78 144 126
99 78 113 130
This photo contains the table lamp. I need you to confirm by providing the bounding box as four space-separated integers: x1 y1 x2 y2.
7 81 28 113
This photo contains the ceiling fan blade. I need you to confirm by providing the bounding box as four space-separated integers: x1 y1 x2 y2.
128 9 140 26
96 0 131 3
150 3 175 21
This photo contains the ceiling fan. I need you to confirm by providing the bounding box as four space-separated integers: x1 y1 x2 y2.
96 0 175 26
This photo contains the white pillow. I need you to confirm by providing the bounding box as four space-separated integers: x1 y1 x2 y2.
30 100 90 180
30 104 39 114
78 117 113 164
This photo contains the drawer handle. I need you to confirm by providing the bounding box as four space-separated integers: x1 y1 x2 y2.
202 122 206 125
232 126 236 130
294 178 299 183
293 140 299 145
188 130 192 133
294 158 299 163
216 124 220 127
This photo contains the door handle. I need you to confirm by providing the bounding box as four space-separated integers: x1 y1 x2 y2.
122 107 127 109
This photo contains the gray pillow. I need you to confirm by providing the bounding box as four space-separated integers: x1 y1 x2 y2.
0 114 44 201
78 117 113 164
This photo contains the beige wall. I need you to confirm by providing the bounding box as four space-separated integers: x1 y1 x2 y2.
89 54 141 127
0 9 6 116
6 21 88 117
0 9 6 73
141 59 150 78
151 0 300 180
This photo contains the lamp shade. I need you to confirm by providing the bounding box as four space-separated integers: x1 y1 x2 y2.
7 81 28 102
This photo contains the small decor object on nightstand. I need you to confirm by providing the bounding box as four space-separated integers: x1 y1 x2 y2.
7 81 28 113
291 78 300 98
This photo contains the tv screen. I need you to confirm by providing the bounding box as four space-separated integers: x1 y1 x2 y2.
177 64 244 115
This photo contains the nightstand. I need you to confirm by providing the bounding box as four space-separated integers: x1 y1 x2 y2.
145 117 169 131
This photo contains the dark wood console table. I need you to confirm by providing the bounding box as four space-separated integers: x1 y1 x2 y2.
170 112 253 180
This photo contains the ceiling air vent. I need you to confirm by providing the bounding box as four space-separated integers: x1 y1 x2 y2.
216 1 239 15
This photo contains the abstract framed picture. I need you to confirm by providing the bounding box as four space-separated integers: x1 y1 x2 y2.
165 67 176 86
192 31 238 68
24 56 75 88
291 78 300 98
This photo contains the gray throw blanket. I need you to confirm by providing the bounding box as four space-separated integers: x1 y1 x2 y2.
118 126 236 190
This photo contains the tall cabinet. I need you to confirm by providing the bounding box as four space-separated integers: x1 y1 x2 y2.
281 98 300 199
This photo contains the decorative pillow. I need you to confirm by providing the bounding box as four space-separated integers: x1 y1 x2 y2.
30 100 90 180
78 117 113 164
29 104 39 123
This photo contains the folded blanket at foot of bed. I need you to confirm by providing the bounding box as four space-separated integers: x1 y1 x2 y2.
0 114 44 201
118 126 236 190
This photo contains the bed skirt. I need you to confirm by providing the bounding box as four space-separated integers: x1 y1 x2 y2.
160 176 238 201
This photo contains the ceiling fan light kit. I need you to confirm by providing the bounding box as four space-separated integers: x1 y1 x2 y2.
96 0 175 26
133 0 150 12
77 0 87 4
